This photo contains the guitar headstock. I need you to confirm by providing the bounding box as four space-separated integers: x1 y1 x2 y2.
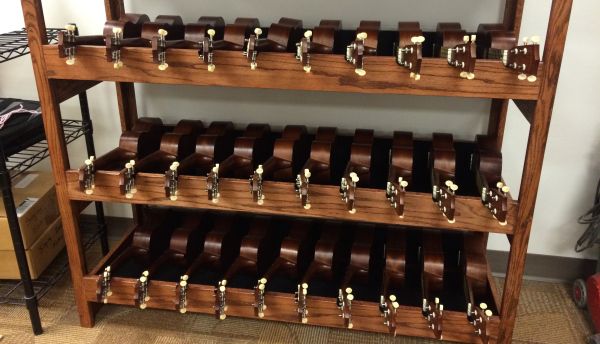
387 177 408 218
120 160 137 199
244 28 262 70
434 180 458 223
249 165 265 205
346 32 368 76
295 283 309 323
105 27 125 69
339 288 354 329
177 275 189 313
254 278 268 318
79 156 96 195
423 297 444 339
214 280 227 320
296 30 313 73
397 36 425 80
136 270 150 309
448 35 477 79
206 164 220 203
198 29 216 72
96 266 112 304
340 172 359 213
471 303 493 344
382 294 399 336
58 23 78 65
504 35 541 82
483 181 509 225
151 29 170 70
164 162 179 201
295 169 311 209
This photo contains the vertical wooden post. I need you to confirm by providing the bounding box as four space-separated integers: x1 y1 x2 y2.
487 0 525 150
498 0 573 342
104 0 139 131
21 0 95 327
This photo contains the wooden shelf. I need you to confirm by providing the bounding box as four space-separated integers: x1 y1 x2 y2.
65 170 516 234
81 229 501 343
43 45 541 100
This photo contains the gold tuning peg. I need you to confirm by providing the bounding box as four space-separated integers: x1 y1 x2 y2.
345 287 353 294
479 302 488 310
304 30 313 39
435 297 440 305
470 34 477 42
65 24 76 32
392 301 399 309
450 184 459 192
254 28 263 37
181 274 188 281
445 180 453 187
112 27 122 35
304 169 311 179
260 278 267 285
158 29 168 37
349 172 359 183
496 182 504 189
530 35 541 44
527 75 537 83
485 310 493 317
411 36 419 44
357 32 368 41
256 165 264 175
347 294 354 301
207 29 216 38
389 295 397 302
462 35 469 43
355 68 367 76
522 36 530 44
518 73 527 81
179 279 187 287
158 62 169 71
501 185 510 193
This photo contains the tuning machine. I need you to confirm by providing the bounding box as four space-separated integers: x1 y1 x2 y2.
244 28 262 70
434 180 458 223
153 29 169 71
199 29 216 72
397 36 425 81
207 164 220 203
346 32 368 76
176 275 189 313
483 181 509 226
249 165 265 205
423 297 444 339
296 30 313 73
381 295 399 336
470 303 492 344
295 283 309 323
295 169 311 209
97 266 112 304
340 172 359 214
387 177 408 218
136 270 150 309
338 287 354 329
165 162 179 201
123 160 137 199
80 156 96 195
215 280 228 320
60 23 78 66
109 27 124 69
254 278 268 318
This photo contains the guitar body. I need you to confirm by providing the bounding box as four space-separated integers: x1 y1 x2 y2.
219 124 271 179
421 231 444 299
310 20 340 54
436 22 467 57
264 220 317 281
358 21 380 55
302 223 348 284
389 131 414 185
262 125 309 181
341 228 375 288
382 230 406 296
213 18 259 51
178 122 235 176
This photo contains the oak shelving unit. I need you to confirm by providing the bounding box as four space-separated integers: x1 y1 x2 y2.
20 0 573 342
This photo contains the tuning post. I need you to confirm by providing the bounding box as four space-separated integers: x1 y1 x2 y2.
207 164 220 203
177 275 189 313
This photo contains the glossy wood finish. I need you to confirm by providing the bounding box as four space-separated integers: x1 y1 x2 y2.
64 170 516 234
41 45 542 100
22 0 572 341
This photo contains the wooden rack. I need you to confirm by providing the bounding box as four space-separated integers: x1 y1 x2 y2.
20 0 573 342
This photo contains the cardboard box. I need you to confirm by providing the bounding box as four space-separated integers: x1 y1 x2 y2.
0 217 64 279
0 171 60 250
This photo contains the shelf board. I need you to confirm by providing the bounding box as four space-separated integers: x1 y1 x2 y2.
43 45 541 100
65 170 516 234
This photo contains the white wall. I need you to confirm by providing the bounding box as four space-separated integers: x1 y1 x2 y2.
0 1 597 260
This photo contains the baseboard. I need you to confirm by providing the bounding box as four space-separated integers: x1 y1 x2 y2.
82 215 596 282
488 250 596 282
